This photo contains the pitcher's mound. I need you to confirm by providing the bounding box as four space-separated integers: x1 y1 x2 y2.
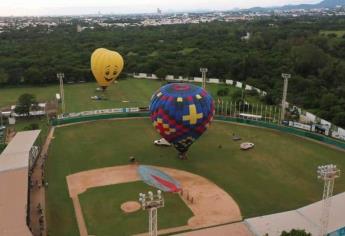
121 201 141 213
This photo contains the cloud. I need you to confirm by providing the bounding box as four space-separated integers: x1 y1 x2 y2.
0 0 321 16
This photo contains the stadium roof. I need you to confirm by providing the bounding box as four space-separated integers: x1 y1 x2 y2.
245 192 345 235
0 130 40 236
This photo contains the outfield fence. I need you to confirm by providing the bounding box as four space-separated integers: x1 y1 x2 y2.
51 111 150 126
51 111 345 151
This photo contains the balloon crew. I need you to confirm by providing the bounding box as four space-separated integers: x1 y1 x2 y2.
150 83 215 160
91 48 124 94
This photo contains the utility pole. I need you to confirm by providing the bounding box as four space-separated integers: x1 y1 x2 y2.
139 190 164 236
281 73 291 122
317 164 340 236
200 68 208 89
57 73 65 114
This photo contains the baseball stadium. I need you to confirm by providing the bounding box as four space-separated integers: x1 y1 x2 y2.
1 54 345 236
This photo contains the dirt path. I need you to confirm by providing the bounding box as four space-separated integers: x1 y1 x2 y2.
29 127 55 236
177 222 252 236
66 165 242 236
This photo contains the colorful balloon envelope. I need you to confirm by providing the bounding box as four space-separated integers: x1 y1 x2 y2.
91 48 124 90
150 83 215 158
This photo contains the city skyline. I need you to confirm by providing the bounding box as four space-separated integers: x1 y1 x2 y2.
0 0 321 16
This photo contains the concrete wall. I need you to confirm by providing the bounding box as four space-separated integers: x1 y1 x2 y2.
194 77 203 82
225 80 234 85
209 78 219 84
245 85 253 91
236 82 243 88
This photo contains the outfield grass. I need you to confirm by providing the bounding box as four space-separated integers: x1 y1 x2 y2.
320 30 345 37
0 78 260 113
46 118 345 236
0 79 161 112
79 182 193 236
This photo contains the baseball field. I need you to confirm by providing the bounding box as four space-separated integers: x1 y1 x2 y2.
45 118 345 236
1 78 344 235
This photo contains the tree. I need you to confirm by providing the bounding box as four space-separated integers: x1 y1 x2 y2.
333 112 345 127
320 93 337 110
232 89 244 103
155 68 168 81
291 44 328 76
217 87 229 97
14 94 38 117
24 67 43 85
0 69 9 84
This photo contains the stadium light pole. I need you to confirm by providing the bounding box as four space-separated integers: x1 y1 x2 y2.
229 101 232 117
57 73 65 114
139 190 164 236
200 68 208 89
281 73 291 123
234 101 237 117
317 164 340 236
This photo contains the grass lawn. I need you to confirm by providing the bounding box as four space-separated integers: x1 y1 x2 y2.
0 79 161 112
79 182 193 236
0 78 261 113
46 118 345 236
320 30 345 37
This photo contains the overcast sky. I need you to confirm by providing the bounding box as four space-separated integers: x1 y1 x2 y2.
0 0 321 16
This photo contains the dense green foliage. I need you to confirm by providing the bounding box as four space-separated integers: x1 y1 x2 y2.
46 119 345 235
0 16 344 125
0 144 6 153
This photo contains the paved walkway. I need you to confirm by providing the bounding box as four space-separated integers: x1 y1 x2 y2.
176 222 252 236
29 127 55 236
245 192 345 236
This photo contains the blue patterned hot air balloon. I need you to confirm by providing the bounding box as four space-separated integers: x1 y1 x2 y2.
150 83 215 159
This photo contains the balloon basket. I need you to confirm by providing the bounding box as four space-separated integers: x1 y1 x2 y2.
178 153 187 160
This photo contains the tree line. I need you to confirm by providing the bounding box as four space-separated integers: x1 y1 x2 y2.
0 16 344 126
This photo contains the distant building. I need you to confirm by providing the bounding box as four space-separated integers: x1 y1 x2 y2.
241 32 251 41
76 24 83 32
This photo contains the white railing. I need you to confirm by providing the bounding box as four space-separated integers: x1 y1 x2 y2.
131 72 267 96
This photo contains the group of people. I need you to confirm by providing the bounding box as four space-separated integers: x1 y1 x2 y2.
29 153 49 236
29 154 48 190
37 203 45 234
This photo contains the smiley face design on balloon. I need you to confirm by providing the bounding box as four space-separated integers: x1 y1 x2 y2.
104 65 119 82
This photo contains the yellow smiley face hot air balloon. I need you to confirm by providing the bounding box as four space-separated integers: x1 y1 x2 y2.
91 48 124 91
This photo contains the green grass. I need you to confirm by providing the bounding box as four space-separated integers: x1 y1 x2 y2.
9 117 49 145
320 30 345 37
79 182 193 236
46 118 345 236
179 48 198 55
0 78 261 113
0 79 162 112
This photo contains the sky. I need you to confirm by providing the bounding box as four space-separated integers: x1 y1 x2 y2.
0 0 321 16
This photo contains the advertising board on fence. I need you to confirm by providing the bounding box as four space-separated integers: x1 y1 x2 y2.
58 107 141 120
289 121 312 131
